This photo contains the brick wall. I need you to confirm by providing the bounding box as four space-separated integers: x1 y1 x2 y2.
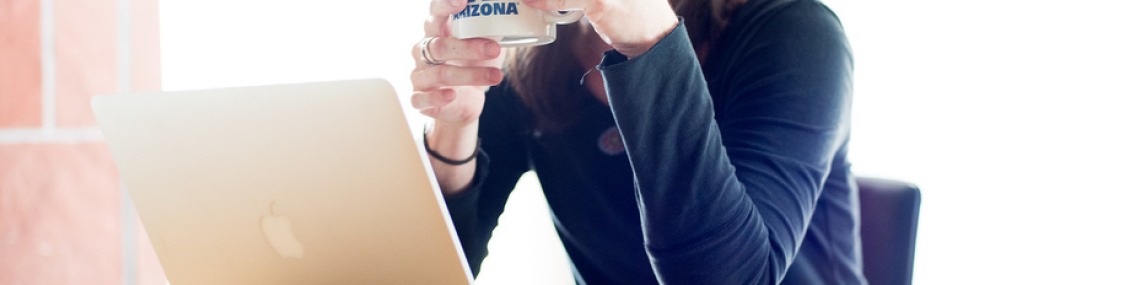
0 0 165 283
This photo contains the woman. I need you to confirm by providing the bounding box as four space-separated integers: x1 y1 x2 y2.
409 0 859 283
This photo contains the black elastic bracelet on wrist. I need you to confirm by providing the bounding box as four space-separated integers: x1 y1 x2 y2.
423 130 479 165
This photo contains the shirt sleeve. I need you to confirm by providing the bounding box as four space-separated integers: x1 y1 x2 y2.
595 1 853 284
441 80 533 276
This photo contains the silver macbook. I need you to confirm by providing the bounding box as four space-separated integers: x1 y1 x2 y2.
92 79 472 285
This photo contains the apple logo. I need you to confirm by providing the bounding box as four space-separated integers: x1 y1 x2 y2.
260 201 304 259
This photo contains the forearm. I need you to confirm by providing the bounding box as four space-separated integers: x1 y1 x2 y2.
600 20 737 243
599 23 783 283
437 81 536 275
596 12 865 281
427 120 480 195
440 149 494 275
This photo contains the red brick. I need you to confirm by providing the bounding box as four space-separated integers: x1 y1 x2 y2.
0 143 122 285
55 0 117 127
131 0 161 92
0 0 42 128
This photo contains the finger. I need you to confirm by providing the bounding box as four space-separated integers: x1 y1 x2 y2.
412 65 503 90
412 36 496 68
430 0 468 17
419 107 441 117
411 89 458 110
411 38 437 68
522 0 589 11
425 0 466 37
423 15 450 37
430 37 501 62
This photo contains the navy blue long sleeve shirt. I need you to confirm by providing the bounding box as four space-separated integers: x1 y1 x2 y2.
443 0 862 284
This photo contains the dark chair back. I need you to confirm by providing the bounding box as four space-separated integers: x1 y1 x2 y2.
857 177 921 285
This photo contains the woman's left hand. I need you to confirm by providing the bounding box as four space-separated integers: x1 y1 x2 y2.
523 0 679 58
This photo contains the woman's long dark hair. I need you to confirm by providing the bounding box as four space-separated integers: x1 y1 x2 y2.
505 0 748 131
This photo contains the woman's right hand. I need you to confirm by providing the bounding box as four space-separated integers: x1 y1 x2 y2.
410 0 505 194
410 0 505 126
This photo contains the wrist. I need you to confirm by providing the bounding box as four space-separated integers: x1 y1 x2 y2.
427 119 479 161
426 119 479 195
614 10 679 58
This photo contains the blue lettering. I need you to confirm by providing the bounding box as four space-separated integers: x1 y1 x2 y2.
493 2 505 15
453 1 521 20
480 3 492 15
506 2 518 15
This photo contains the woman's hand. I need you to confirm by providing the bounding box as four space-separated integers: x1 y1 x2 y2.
523 0 679 58
410 0 505 127
409 0 506 194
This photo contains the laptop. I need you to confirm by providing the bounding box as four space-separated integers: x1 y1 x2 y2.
91 79 473 285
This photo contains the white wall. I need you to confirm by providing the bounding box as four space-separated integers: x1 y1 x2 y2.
827 0 1140 283
162 0 1140 284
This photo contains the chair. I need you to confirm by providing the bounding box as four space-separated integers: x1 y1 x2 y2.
857 177 921 285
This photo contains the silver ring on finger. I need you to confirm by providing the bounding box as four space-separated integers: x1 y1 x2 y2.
419 37 446 66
